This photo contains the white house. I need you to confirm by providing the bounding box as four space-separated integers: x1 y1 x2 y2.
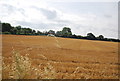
47 34 55 37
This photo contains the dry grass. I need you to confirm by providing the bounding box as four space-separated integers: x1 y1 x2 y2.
10 49 31 79
2 47 57 79
0 54 1 80
2 35 119 79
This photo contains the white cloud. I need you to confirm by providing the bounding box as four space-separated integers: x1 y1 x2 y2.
0 0 118 38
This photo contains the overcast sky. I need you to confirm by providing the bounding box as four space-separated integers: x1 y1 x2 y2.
0 0 119 38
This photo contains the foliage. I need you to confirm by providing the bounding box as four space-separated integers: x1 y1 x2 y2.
36 31 42 35
56 31 62 37
1 22 120 42
48 30 55 35
2 31 11 34
87 33 96 40
2 23 12 32
97 35 104 40
61 27 72 37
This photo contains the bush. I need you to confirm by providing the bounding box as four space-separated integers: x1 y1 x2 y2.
3 32 11 34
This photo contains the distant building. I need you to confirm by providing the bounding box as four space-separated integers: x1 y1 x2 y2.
48 30 55 35
47 34 55 37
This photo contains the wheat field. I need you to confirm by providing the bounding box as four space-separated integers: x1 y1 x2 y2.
2 35 119 79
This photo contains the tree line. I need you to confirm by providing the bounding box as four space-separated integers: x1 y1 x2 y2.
1 22 120 42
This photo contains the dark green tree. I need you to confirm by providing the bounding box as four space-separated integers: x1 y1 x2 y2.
56 31 62 36
15 26 21 34
16 26 21 30
97 35 104 40
87 33 96 40
32 30 36 35
43 31 48 35
36 31 42 35
0 21 2 34
10 27 17 34
2 23 12 32
61 27 72 37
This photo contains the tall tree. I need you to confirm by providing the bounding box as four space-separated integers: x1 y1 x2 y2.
2 23 12 32
32 30 36 35
15 26 21 34
10 27 17 34
56 31 62 36
0 21 2 33
16 26 21 30
87 33 96 40
61 27 72 37
98 35 104 40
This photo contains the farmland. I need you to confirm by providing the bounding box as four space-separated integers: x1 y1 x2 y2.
2 35 119 79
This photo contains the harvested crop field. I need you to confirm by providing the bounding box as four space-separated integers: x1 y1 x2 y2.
2 35 119 79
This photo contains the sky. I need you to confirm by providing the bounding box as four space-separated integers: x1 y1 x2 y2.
0 0 119 39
